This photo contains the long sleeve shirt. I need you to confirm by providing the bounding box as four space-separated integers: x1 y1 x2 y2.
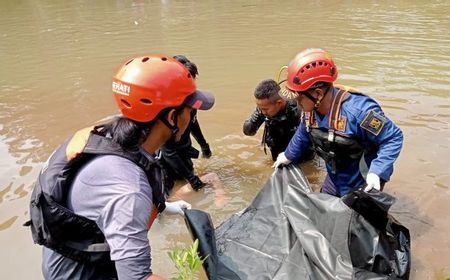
160 110 208 182
243 100 301 160
285 87 403 195
43 154 155 280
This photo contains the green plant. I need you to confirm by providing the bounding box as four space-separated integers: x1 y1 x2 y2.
168 239 208 280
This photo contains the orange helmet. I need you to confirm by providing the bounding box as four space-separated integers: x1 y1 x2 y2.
112 55 197 123
286 48 338 92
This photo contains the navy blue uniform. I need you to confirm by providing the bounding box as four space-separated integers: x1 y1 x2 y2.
285 87 403 196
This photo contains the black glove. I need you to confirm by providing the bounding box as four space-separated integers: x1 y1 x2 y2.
201 143 212 158
189 176 205 191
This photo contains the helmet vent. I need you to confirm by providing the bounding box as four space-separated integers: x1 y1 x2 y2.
187 73 191 79
161 57 168 61
330 67 336 76
140 98 152 105
142 57 149 63
120 99 131 108
125 59 134 65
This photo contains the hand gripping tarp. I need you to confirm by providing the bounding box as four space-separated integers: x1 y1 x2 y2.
184 165 410 280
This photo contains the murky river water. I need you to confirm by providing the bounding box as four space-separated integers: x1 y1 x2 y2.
1 1 449 279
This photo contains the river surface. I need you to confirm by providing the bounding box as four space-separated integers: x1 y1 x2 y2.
0 1 449 279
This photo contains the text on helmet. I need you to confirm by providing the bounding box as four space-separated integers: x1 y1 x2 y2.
112 82 130 96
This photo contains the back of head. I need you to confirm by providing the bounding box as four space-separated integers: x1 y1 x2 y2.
254 79 281 101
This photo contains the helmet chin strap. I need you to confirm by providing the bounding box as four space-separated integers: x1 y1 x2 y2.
299 86 331 111
159 113 179 138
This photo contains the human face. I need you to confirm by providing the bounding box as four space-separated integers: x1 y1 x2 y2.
255 98 284 118
174 106 192 142
296 92 315 112
298 87 332 115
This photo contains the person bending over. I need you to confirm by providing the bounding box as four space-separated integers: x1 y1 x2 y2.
243 79 313 162
158 55 213 191
273 48 403 197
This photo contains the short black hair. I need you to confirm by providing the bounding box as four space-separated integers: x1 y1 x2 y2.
254 79 281 100
173 55 199 79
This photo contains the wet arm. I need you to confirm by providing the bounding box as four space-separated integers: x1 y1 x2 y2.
190 116 208 147
162 150 197 182
243 108 264 136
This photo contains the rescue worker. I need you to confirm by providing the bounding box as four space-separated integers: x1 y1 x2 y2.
158 55 212 192
26 55 215 279
243 79 313 162
273 48 403 197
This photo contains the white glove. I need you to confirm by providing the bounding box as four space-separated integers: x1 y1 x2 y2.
364 173 381 192
272 152 292 169
164 200 191 216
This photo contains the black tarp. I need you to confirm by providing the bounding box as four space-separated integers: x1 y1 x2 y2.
184 165 410 280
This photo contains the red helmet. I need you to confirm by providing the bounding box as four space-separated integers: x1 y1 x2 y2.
286 48 338 92
112 55 196 122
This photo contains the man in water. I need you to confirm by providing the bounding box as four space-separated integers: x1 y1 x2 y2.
158 55 213 191
28 55 215 279
273 48 403 197
243 79 313 162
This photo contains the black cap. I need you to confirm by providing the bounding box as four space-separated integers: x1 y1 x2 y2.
184 90 215 110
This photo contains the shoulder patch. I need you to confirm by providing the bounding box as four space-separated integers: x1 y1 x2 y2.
360 110 386 136
336 116 347 131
